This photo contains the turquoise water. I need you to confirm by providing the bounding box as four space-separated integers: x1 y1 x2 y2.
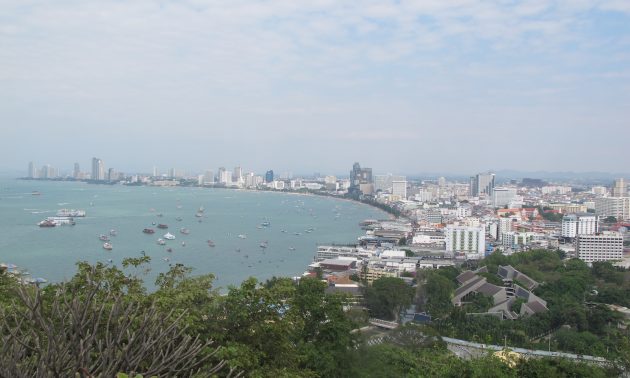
0 179 383 290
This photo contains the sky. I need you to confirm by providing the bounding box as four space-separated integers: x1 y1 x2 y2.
1 0 630 176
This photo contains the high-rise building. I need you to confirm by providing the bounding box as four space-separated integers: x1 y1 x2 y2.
91 158 105 181
374 174 405 192
576 232 623 263
392 181 407 199
152 166 158 177
438 177 446 187
612 178 627 197
444 225 486 260
28 161 36 178
470 172 495 197
561 214 599 238
233 166 243 183
203 170 214 185
594 197 630 220
73 163 80 179
265 170 274 183
491 187 517 207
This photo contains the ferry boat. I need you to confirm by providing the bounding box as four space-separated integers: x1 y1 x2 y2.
38 217 75 227
157 224 168 229
143 228 155 234
56 209 86 217
99 234 109 241
38 219 56 227
163 232 176 240
180 228 190 235
103 242 113 250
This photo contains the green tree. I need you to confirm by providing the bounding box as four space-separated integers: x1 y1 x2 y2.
364 277 414 320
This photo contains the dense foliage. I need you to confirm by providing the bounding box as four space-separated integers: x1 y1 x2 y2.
0 253 623 377
417 249 630 365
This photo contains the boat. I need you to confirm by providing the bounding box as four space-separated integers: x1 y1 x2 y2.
31 191 41 196
99 234 110 241
181 241 186 247
103 242 113 250
163 232 176 240
157 213 163 217
157 224 168 229
37 220 56 227
281 229 287 233
157 238 166 245
207 240 215 247
289 247 296 251
38 217 75 226
56 209 86 217
175 216 183 221
261 221 270 227
180 228 190 235
294 232 301 236
195 212 204 218
143 228 155 234
259 241 268 249
109 229 118 236
167 248 173 253
238 234 247 239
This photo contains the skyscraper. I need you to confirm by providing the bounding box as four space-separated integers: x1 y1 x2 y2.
92 157 105 181
28 161 36 178
469 172 495 197
233 166 243 183
612 178 627 197
265 170 274 183
73 163 80 179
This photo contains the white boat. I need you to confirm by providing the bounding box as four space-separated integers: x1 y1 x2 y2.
163 232 176 240
238 234 247 239
103 242 113 250
157 238 166 245
109 229 117 236
56 209 86 217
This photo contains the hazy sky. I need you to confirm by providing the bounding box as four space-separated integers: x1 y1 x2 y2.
1 1 629 176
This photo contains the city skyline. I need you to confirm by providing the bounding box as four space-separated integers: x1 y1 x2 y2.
2 1 630 173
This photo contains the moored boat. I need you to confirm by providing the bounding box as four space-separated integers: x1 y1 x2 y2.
207 240 215 247
99 234 109 241
103 242 113 250
180 228 190 235
157 238 166 245
163 232 176 240
38 220 56 227
157 224 168 229
143 228 155 234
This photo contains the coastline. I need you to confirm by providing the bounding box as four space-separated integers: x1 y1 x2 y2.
18 177 401 221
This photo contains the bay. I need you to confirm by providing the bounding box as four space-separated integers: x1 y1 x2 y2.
0 178 384 290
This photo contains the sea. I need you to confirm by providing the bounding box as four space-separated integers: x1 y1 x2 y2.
0 178 385 290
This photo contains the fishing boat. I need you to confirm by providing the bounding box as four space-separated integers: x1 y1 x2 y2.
157 224 168 229
163 232 175 240
143 228 155 234
99 234 110 241
180 228 190 235
103 242 113 251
